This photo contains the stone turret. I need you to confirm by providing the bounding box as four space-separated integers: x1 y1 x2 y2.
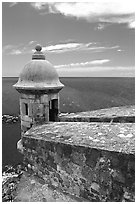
13 44 64 133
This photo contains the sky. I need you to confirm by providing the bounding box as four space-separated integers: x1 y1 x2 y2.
2 0 135 77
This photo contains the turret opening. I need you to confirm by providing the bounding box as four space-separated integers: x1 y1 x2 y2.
49 99 58 121
21 102 29 116
24 103 28 115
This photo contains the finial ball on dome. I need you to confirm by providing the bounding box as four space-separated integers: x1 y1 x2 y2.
35 44 42 52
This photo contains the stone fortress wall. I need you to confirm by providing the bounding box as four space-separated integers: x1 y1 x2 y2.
20 106 135 202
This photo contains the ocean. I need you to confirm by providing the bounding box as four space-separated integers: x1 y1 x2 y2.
2 77 135 167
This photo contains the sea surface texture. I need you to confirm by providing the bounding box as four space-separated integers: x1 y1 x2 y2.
2 77 135 167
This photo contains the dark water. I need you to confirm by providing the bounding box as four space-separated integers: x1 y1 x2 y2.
2 77 135 166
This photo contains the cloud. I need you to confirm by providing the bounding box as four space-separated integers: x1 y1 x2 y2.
31 2 56 14
28 40 37 45
9 2 18 7
3 41 37 55
128 21 135 28
117 49 123 52
10 49 22 55
3 45 15 52
2 40 38 55
3 44 21 54
3 41 120 55
3 43 31 55
43 42 82 53
31 1 135 29
95 23 107 30
88 59 110 65
55 59 110 69
43 43 119 53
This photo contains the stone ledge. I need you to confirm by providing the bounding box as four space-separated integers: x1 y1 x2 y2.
25 122 135 155
59 105 135 123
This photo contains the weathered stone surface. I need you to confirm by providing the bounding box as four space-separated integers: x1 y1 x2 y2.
71 151 86 166
21 127 135 202
14 172 81 202
59 105 135 123
15 105 135 202
85 148 100 168
24 122 135 154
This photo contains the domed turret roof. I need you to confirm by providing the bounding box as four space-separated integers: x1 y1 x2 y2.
13 45 64 91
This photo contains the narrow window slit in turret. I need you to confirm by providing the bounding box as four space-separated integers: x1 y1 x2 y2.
24 103 28 116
